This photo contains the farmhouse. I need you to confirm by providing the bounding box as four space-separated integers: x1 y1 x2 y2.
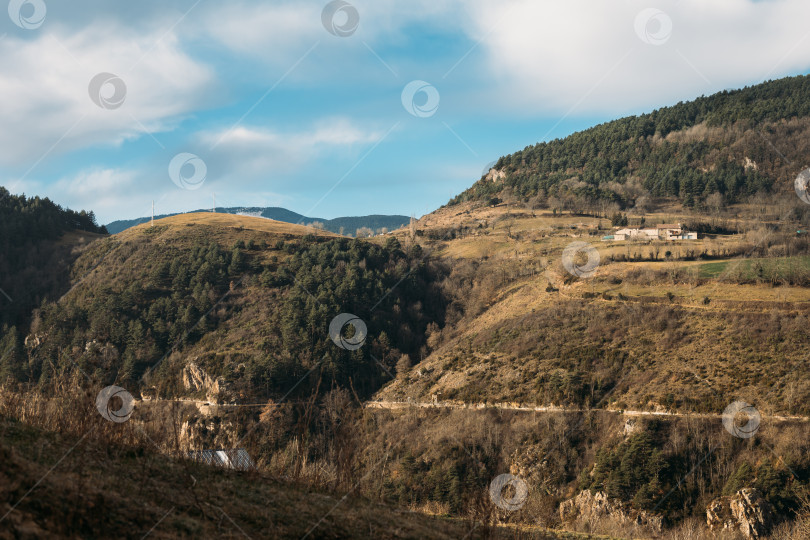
602 223 697 242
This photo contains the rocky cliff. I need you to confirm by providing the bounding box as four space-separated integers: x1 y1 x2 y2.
706 488 773 538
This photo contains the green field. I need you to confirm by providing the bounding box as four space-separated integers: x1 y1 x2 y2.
697 256 810 282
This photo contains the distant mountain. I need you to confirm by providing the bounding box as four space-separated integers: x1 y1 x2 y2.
105 207 410 236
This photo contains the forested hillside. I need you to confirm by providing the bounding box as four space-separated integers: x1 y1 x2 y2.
9 215 446 403
451 75 810 210
0 188 106 331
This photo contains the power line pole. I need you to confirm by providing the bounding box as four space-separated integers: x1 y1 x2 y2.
151 200 154 227
212 194 215 214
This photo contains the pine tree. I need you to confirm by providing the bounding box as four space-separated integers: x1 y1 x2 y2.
229 248 245 276
119 349 138 384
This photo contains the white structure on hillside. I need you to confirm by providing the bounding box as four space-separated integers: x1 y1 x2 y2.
603 223 697 242
188 448 255 471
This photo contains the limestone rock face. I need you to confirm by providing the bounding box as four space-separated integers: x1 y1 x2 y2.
706 497 736 533
559 489 663 535
486 168 506 183
731 488 772 538
181 360 225 403
706 488 772 538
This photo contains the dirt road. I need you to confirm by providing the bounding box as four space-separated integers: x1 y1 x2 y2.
364 400 810 423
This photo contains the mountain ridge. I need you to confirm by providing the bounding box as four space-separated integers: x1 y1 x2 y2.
105 206 410 236
450 74 810 212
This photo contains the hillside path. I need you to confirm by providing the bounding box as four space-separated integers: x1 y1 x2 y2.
364 400 810 423
138 397 810 423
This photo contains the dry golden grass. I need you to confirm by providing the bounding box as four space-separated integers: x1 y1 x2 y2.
0 390 616 539
378 214 810 414
121 211 338 239
17 199 809 538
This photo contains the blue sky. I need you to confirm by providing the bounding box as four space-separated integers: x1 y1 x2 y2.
2 0 810 224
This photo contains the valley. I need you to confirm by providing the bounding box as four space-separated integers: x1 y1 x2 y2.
4 76 810 538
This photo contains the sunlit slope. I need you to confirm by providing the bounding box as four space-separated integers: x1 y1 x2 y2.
380 199 810 417
121 211 338 238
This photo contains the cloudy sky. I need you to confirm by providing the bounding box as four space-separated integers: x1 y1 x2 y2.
2 0 810 224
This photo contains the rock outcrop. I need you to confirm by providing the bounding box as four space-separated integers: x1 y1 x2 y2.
181 361 225 403
706 497 736 532
486 168 506 183
559 490 663 535
706 488 772 538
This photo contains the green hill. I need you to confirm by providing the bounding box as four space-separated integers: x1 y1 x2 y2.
10 213 445 404
451 75 810 210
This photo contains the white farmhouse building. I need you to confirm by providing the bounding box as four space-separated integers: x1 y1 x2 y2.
603 223 697 242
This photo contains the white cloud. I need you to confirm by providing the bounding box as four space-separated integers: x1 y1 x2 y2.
462 0 810 115
211 119 380 149
304 118 385 145
11 167 142 220
197 0 810 118
10 119 386 223
54 168 137 197
202 2 320 57
6 0 810 223
199 118 385 181
201 0 465 59
0 23 215 167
